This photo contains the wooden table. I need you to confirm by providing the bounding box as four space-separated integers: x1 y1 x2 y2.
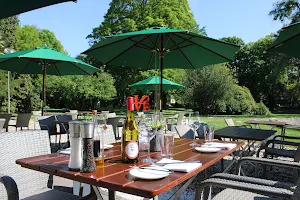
246 120 289 135
215 126 277 141
16 138 243 200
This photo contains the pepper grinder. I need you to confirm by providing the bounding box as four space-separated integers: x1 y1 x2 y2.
68 121 82 171
80 121 96 173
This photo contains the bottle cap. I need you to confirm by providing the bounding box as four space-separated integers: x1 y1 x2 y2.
127 96 134 111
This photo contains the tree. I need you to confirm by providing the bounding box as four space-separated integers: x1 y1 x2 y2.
228 35 292 110
16 25 65 52
45 72 116 110
87 0 205 106
184 64 236 114
0 16 19 50
269 0 300 24
220 36 245 46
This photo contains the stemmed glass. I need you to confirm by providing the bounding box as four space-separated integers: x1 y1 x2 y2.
138 114 157 163
188 112 200 147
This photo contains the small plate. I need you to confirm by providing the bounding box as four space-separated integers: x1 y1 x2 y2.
129 168 170 180
195 147 221 153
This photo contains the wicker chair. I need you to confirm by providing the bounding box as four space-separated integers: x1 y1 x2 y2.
196 157 300 200
0 114 12 132
257 135 300 161
0 118 5 132
8 113 31 131
0 130 83 200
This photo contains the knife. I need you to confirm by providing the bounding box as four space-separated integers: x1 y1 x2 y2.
154 160 200 166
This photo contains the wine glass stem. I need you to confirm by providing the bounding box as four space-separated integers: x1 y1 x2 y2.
193 128 196 142
147 141 151 159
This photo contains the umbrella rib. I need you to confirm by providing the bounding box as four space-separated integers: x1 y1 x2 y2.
169 37 195 69
168 36 195 50
53 63 61 76
181 31 239 48
146 34 159 50
170 43 195 51
267 32 300 51
68 61 92 75
147 52 155 70
163 33 172 52
20 58 35 73
82 35 141 54
106 36 149 65
174 33 233 62
128 38 153 50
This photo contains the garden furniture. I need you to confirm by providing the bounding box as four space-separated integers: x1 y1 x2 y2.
0 114 12 132
16 138 243 200
195 157 300 200
8 113 31 131
0 130 83 200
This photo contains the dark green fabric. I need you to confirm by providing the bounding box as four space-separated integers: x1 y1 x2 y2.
0 0 75 19
129 76 184 91
268 21 300 58
0 46 99 75
83 27 240 69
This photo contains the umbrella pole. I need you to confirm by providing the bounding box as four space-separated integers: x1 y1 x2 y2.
42 65 46 116
160 34 164 113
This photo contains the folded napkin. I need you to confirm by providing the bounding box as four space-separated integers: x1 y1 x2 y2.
156 158 202 173
201 142 237 150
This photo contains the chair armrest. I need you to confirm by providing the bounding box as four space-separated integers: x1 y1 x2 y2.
211 173 295 191
236 157 300 174
274 135 300 141
0 173 19 200
195 178 293 200
266 139 300 148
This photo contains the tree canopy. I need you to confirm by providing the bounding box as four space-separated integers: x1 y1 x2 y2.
86 0 205 107
269 0 300 24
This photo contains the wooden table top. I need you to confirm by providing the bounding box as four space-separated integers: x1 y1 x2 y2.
246 120 289 127
16 138 243 198
214 127 277 141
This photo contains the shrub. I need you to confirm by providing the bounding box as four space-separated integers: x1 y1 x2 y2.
254 102 270 115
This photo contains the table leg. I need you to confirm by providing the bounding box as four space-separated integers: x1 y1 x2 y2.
92 186 104 200
168 175 197 200
108 190 115 200
73 181 81 195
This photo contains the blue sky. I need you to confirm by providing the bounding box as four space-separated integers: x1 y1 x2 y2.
19 0 283 57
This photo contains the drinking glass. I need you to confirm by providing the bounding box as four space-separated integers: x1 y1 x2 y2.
188 112 200 147
160 131 175 159
203 125 214 144
138 115 157 163
94 114 106 168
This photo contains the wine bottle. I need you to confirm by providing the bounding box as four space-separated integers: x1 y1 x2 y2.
121 96 139 163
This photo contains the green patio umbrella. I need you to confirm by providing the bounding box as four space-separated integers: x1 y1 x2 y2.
0 0 76 19
0 46 99 115
129 76 183 91
267 21 300 58
82 27 240 111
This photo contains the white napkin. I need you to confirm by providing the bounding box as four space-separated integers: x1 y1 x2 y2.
156 158 202 173
201 142 237 150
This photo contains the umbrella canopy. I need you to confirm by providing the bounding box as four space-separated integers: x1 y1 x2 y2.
0 46 99 115
129 76 183 91
0 0 76 19
267 21 300 58
82 27 240 111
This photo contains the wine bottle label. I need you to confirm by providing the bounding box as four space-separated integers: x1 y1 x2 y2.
125 141 139 159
